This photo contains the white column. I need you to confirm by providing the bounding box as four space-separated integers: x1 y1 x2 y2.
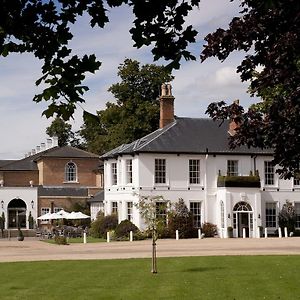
129 231 133 242
176 230 179 240
243 227 246 238
278 227 282 238
198 228 202 239
257 227 260 239
284 227 288 238
83 232 87 244
264 228 268 238
107 231 110 243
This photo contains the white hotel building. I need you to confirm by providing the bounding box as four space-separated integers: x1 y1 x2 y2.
98 84 300 238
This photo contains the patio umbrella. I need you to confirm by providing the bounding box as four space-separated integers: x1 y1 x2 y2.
56 209 71 219
66 211 91 219
37 212 53 220
47 212 64 220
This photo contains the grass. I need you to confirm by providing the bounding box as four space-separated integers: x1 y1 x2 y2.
43 236 106 244
0 256 299 299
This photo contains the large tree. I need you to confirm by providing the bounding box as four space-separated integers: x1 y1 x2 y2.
0 0 199 120
46 117 75 146
79 58 173 154
202 0 300 178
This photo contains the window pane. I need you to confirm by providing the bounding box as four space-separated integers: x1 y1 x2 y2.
127 202 133 221
220 201 225 228
264 161 274 185
190 202 201 228
126 160 132 184
155 159 166 184
111 163 117 185
112 201 118 215
65 162 77 182
189 159 200 184
156 202 167 224
265 202 276 228
227 160 238 176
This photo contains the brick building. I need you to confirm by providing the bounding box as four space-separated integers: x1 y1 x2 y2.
0 140 102 230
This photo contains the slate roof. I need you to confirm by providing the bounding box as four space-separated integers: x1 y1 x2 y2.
0 146 100 171
38 186 88 197
88 190 104 203
0 160 16 168
102 117 273 159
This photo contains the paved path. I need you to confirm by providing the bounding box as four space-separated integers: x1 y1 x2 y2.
0 237 299 262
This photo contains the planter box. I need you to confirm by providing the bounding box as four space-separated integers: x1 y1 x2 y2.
217 175 261 188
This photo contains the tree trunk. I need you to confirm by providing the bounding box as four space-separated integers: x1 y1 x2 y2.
151 233 157 273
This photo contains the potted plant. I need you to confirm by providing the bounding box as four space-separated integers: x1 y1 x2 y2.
17 227 24 241
28 212 34 229
227 226 233 238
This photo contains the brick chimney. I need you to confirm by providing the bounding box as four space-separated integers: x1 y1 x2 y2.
159 83 175 128
228 99 240 136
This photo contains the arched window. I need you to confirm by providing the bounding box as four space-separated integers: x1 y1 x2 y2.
233 201 252 212
220 201 225 228
65 162 77 182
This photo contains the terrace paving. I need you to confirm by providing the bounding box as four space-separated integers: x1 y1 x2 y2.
0 237 299 262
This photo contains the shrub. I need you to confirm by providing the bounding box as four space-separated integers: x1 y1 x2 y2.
168 199 196 239
201 222 217 237
133 231 148 240
90 214 118 238
278 200 296 234
156 220 171 238
54 236 67 245
115 220 139 239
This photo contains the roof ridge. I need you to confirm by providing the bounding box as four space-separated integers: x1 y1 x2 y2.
134 120 177 151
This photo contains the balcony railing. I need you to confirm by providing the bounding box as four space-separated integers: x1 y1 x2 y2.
217 175 261 188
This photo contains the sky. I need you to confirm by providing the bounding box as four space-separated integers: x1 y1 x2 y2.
0 0 258 159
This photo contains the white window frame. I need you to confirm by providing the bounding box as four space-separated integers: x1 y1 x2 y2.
40 207 50 224
265 202 277 228
190 201 201 228
111 163 117 186
155 201 167 224
65 161 77 182
189 159 200 184
127 202 133 221
126 159 133 184
54 207 63 213
154 158 166 184
112 201 118 215
227 160 238 176
264 161 275 186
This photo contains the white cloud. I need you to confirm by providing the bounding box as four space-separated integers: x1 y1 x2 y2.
0 1 257 159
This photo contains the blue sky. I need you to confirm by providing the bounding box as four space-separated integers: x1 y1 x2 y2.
0 0 257 159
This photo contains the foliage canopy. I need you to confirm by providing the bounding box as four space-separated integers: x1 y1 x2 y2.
0 0 199 120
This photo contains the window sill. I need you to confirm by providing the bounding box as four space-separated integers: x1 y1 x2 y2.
63 181 79 184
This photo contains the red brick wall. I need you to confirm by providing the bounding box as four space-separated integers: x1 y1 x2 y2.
3 171 39 187
39 158 100 187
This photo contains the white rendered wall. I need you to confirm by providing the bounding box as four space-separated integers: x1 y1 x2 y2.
103 152 300 233
0 187 38 229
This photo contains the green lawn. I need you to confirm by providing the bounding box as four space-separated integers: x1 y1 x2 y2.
0 256 299 299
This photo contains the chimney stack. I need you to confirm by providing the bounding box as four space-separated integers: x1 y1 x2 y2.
159 83 175 128
46 138 52 149
41 142 46 152
52 136 59 147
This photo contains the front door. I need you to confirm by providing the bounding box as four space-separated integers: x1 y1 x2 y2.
238 212 249 237
7 198 27 228
8 209 26 228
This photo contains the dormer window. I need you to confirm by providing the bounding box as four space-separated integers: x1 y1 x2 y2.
65 161 77 182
